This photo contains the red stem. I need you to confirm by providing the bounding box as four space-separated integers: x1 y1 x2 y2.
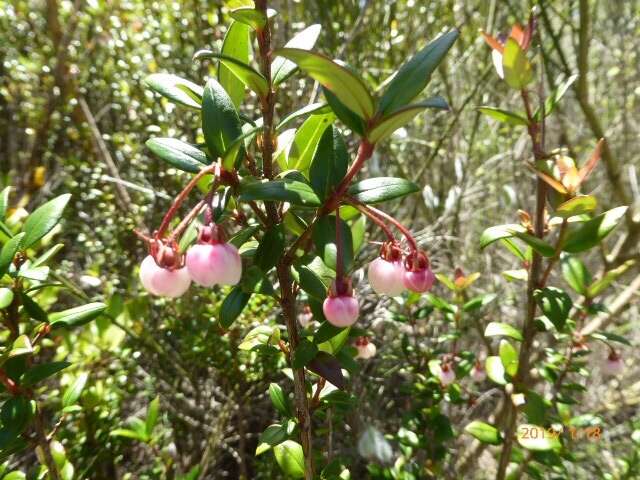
335 207 344 279
350 202 396 243
324 140 375 213
353 201 418 251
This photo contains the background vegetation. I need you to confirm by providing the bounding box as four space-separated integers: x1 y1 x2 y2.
1 0 639 478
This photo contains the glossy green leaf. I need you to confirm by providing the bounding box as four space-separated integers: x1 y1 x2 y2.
516 424 562 451
145 396 160 437
478 106 528 126
465 420 502 445
561 254 591 295
535 287 572 330
21 194 71 248
50 302 106 329
0 233 24 277
239 179 321 206
146 138 208 173
485 356 507 385
8 335 33 358
195 51 268 97
229 8 267 30
274 48 375 119
219 286 251 328
499 340 518 376
484 322 523 341
535 74 578 120
587 259 634 297
309 126 348 199
378 29 458 115
256 424 288 455
202 79 243 159
238 325 280 351
314 322 348 345
562 206 628 253
556 195 597 218
502 38 533 90
479 224 526 249
296 264 329 300
144 73 203 109
323 87 366 135
1 397 33 437
255 224 285 272
273 440 305 478
272 25 322 85
268 383 292 417
19 293 47 323
292 339 318 368
0 186 10 219
348 177 419 204
276 102 330 132
21 361 71 387
512 231 555 257
463 293 497 312
288 112 334 171
312 215 353 271
368 97 449 143
63 372 89 408
590 330 631 346
219 21 251 107
0 288 13 309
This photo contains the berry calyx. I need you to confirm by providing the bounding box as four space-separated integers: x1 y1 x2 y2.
403 250 436 293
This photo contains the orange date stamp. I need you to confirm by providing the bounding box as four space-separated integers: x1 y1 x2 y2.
518 424 602 441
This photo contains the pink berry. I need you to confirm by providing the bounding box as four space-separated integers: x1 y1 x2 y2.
403 267 436 293
439 363 456 386
368 257 405 296
323 294 359 327
471 362 486 383
139 255 191 298
298 306 313 328
186 242 242 287
355 337 377 359
602 352 624 376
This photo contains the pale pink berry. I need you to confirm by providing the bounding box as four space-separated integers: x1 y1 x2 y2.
355 337 377 359
403 250 436 293
186 242 242 286
323 294 359 327
471 362 487 383
139 255 191 298
602 352 624 376
368 257 405 296
439 363 456 386
298 306 313 328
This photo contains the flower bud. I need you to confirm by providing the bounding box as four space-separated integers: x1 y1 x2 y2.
186 226 242 286
403 251 435 293
439 362 456 386
323 280 359 327
139 255 191 297
602 352 624 376
355 337 377 359
471 360 486 382
298 305 313 328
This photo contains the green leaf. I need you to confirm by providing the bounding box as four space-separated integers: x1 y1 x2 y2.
21 194 71 248
229 8 267 30
485 356 507 385
256 424 288 455
296 264 329 300
561 254 591 295
50 302 107 329
1 397 33 437
219 287 251 329
477 106 528 126
312 215 353 271
463 293 497 312
274 48 374 119
239 179 321 206
368 97 449 143
562 206 628 253
273 440 305 478
288 112 334 171
426 293 456 313
535 287 572 330
276 103 330 132
589 331 632 346
587 259 634 297
292 339 318 368
309 126 348 200
511 231 555 257
202 79 243 159
378 29 458 115
146 138 209 173
0 186 10 219
144 73 203 109
145 396 160 437
499 340 518 376
109 428 147 441
322 87 366 135
21 361 71 387
0 233 25 277
272 25 322 85
268 383 292 417
3 472 26 480
63 372 89 408
194 51 268 97
464 420 502 445
314 322 347 345
555 195 597 218
348 177 418 204
535 74 578 120
9 335 34 358
0 288 14 309
502 38 533 90
255 224 285 273
484 322 523 341
516 424 562 451
20 292 48 322
239 325 280 351
479 224 526 249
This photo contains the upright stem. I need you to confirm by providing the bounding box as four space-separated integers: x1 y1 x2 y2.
35 406 61 480
254 2 313 477
335 207 344 279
